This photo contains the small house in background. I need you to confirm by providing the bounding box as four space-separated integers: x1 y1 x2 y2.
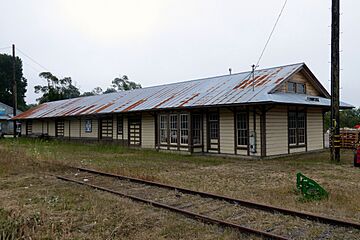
0 102 22 136
13 63 352 158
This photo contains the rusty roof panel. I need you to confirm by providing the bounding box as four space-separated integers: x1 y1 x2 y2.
14 63 349 120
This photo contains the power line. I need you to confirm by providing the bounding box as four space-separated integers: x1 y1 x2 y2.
22 60 43 73
255 0 288 68
16 47 49 71
0 46 11 51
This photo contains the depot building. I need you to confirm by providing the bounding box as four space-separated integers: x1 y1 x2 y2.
14 63 352 158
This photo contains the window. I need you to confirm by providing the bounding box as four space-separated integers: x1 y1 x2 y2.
101 118 113 139
160 115 168 144
180 114 189 145
170 114 178 144
288 82 296 93
237 112 248 146
85 119 92 133
56 120 64 137
26 120 32 135
192 115 201 145
288 82 306 94
297 112 306 144
288 112 297 145
209 113 219 139
296 83 305 94
289 111 306 146
117 116 123 135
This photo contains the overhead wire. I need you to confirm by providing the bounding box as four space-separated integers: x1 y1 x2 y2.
254 0 288 69
22 60 43 73
0 46 11 51
16 47 49 71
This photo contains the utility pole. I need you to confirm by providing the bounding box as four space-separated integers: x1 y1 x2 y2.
12 44 17 138
330 0 340 162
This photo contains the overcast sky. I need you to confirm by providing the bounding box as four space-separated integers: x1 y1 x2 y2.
1 0 359 106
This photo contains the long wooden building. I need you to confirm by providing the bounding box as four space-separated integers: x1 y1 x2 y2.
14 63 352 158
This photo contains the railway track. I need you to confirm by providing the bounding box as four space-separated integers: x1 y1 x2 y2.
56 166 360 239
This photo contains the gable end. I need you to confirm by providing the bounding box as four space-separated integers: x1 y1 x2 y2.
269 64 330 98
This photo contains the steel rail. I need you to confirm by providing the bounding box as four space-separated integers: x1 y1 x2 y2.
56 175 289 240
74 166 360 230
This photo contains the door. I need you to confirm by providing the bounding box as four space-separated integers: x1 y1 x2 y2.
207 112 220 153
100 118 113 140
128 116 141 146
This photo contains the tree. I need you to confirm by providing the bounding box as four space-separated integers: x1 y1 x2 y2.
34 72 80 103
0 54 27 111
80 87 103 96
103 87 117 94
81 76 141 96
112 75 141 91
324 108 360 130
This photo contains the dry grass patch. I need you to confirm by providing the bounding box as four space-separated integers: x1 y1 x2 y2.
1 138 360 239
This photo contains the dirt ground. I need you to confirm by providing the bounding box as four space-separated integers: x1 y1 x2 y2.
1 138 359 239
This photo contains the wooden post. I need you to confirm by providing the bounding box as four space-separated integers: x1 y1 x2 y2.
330 0 340 162
12 44 17 138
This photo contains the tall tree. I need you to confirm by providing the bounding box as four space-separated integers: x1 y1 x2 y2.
324 108 360 130
82 76 141 96
34 72 80 103
112 75 141 91
81 87 103 96
103 88 117 94
0 54 27 111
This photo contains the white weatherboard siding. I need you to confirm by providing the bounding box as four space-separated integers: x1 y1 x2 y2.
123 117 128 140
64 120 70 137
113 115 117 140
266 107 288 156
307 108 324 151
203 113 207 152
290 147 306 154
21 121 26 135
48 121 55 136
70 118 80 138
42 121 48 134
32 120 42 134
220 108 234 154
141 113 155 148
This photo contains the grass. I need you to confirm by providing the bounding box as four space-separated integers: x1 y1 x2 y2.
0 138 359 239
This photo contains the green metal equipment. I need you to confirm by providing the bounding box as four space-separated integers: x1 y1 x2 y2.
296 173 329 200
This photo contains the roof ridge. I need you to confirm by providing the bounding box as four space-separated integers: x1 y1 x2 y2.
47 62 305 105
137 62 305 91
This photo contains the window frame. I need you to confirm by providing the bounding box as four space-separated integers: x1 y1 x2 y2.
26 120 33 135
191 114 201 146
180 114 189 145
159 114 168 145
236 112 249 148
55 120 65 137
100 118 113 139
169 114 178 145
208 112 219 140
117 116 123 136
296 83 306 94
287 82 296 93
287 81 306 94
288 109 306 147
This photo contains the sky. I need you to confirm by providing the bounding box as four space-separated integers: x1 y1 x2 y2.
1 0 359 106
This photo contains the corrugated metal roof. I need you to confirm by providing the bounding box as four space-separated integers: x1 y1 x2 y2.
13 63 352 120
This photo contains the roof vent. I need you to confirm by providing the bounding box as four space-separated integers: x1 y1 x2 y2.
306 97 320 102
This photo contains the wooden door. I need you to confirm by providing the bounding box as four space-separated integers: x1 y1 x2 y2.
128 116 141 146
